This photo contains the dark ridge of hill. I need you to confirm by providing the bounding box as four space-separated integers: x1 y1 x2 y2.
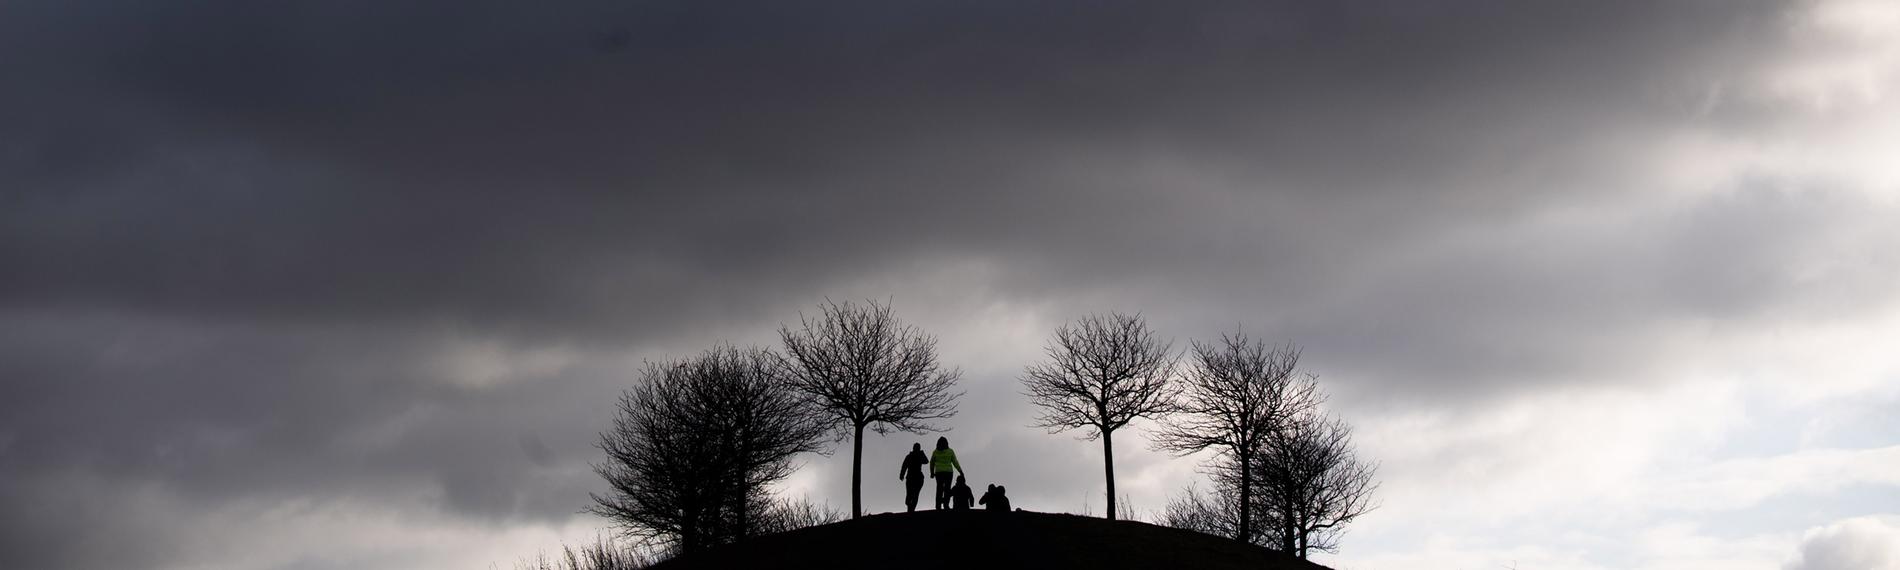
651 510 1333 570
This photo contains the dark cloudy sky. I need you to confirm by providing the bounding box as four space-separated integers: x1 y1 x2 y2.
5 1 1899 568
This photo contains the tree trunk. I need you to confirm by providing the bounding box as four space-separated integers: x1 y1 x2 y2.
1103 429 1117 520
1294 512 1309 559
1297 526 1308 559
1282 510 1297 554
1237 449 1251 543
851 423 865 519
735 484 750 540
681 503 701 554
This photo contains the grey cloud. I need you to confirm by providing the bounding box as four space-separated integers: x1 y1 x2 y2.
1 470 186 569
3 1 1891 568
0 313 613 568
1273 182 1900 406
3 0 1791 336
1785 518 1900 570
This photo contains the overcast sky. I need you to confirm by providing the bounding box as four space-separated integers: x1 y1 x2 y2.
4 1 1899 569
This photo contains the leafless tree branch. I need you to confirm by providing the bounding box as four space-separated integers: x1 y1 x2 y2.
776 299 962 518
587 345 827 554
1150 330 1321 544
1257 411 1379 558
1020 312 1178 520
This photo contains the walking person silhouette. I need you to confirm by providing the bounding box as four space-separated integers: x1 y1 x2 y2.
899 442 929 512
929 436 963 509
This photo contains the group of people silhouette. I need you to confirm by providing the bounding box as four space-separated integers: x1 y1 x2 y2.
898 437 1010 513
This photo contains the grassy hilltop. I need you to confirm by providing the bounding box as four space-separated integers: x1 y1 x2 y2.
652 510 1332 570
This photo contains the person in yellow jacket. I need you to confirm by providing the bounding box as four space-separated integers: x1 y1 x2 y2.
929 436 964 510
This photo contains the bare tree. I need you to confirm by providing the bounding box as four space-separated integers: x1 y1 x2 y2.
753 497 845 536
1258 412 1379 558
1159 482 1245 541
1159 391 1380 559
513 535 658 570
588 345 827 554
778 299 962 518
1151 331 1320 544
1021 312 1178 520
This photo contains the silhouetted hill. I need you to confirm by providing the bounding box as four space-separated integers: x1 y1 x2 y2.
651 510 1333 570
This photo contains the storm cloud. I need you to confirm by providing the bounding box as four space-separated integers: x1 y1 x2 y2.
4 1 1898 568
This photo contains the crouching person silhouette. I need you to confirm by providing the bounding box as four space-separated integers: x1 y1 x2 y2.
978 484 1011 512
899 442 929 512
930 436 963 509
951 475 974 510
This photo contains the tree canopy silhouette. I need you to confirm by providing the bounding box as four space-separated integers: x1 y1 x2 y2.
1151 332 1320 544
778 299 962 519
1162 410 1378 559
588 345 828 554
1021 312 1178 520
1257 411 1378 558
